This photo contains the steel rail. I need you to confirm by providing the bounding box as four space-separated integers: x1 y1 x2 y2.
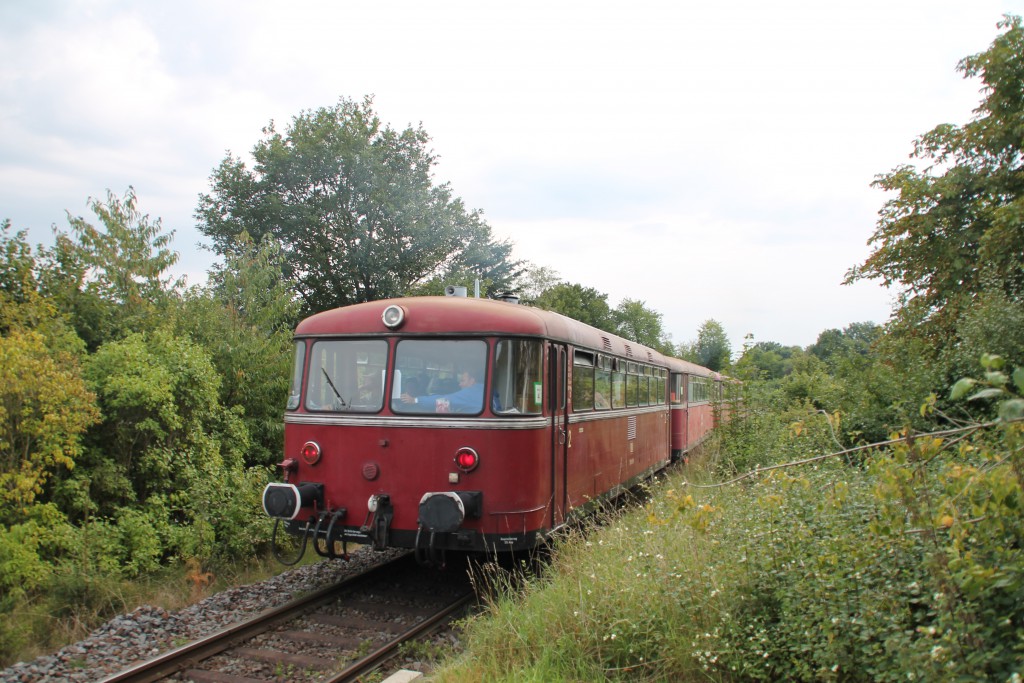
326 590 476 683
97 553 415 683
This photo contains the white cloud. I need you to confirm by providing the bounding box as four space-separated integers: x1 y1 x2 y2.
0 0 1019 349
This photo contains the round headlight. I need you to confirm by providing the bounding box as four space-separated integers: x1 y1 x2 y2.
382 305 406 329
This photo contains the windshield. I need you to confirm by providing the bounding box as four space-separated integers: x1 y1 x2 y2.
392 339 487 414
305 339 388 412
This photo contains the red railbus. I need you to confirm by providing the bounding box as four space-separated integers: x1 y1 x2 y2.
262 295 727 564
666 358 720 463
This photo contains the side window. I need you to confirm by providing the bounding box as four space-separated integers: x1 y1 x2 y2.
287 340 306 410
625 362 638 407
670 373 683 405
691 377 707 403
611 359 626 409
492 339 543 415
594 356 611 409
572 350 595 411
640 367 652 407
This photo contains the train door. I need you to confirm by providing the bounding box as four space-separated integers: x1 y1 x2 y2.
549 342 568 526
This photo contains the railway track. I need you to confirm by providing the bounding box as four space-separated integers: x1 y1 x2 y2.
98 553 475 683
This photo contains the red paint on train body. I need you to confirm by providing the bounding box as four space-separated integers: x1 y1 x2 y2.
263 296 731 562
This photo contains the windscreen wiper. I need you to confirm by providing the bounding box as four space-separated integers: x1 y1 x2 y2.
321 368 347 408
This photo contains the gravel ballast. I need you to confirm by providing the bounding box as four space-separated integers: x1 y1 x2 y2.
0 548 407 683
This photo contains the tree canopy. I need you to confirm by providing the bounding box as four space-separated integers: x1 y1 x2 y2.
196 96 521 314
534 282 615 331
612 298 675 355
691 319 732 371
846 15 1024 345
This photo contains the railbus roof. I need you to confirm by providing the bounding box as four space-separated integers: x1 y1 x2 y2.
297 296 677 366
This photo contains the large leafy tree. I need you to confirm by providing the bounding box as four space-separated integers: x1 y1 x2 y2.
846 16 1024 346
692 319 732 371
735 340 803 381
37 188 182 350
0 330 98 524
196 96 520 313
808 322 882 369
612 298 674 354
182 234 299 467
517 264 562 304
534 282 615 332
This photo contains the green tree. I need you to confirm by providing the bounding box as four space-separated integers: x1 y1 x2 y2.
26 188 183 350
184 234 299 467
0 330 99 523
808 322 882 369
846 16 1024 348
517 264 562 304
612 298 674 354
78 328 241 512
692 319 731 371
735 340 803 381
196 96 520 313
534 282 615 331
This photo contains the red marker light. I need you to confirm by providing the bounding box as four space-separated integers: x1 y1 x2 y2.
300 441 322 465
454 447 479 472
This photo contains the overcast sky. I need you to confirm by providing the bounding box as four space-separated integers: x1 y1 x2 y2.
2 1 1021 352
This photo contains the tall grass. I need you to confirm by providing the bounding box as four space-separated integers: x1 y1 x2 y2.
440 442 742 682
438 412 1024 681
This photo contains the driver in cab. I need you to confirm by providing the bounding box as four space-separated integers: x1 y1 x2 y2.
400 367 482 413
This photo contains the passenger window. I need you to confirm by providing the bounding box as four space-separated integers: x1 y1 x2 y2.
594 366 611 409
611 366 626 409
638 372 650 406
492 339 543 415
572 350 595 411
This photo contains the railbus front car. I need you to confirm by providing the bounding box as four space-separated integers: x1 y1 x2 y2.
261 295 675 564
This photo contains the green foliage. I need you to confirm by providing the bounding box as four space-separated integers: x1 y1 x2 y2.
691 318 731 371
53 188 182 347
81 329 229 508
0 518 55 603
0 195 289 666
611 298 675 354
940 286 1024 391
183 460 272 565
515 264 562 304
808 322 881 370
196 96 521 313
443 364 1024 682
533 282 615 331
847 15 1024 347
950 353 1024 422
0 329 99 522
185 235 297 467
734 339 802 381
0 220 36 308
